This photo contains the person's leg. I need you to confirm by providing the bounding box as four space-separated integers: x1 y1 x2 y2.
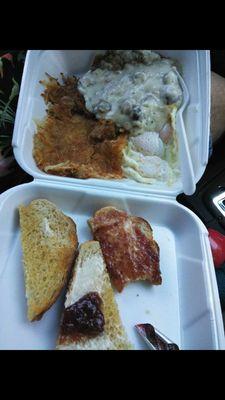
211 71 225 144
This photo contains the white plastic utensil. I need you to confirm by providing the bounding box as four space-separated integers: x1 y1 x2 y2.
175 69 196 196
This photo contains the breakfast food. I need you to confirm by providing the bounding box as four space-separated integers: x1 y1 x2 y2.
88 207 161 292
33 50 182 185
79 50 182 184
57 241 132 350
33 75 127 179
19 199 78 321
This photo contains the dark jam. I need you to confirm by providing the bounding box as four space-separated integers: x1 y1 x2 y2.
61 292 105 336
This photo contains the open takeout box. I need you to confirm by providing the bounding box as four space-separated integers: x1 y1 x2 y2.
0 50 224 350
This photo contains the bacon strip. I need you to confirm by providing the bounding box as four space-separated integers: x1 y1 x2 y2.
88 207 161 292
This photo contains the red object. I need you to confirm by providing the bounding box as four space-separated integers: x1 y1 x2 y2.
1 53 14 66
208 228 225 268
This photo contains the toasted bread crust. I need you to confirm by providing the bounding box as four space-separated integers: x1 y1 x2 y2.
31 231 77 321
19 199 78 321
57 241 132 350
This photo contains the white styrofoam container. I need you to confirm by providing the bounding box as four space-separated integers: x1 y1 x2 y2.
0 50 224 350
0 181 224 349
12 50 211 197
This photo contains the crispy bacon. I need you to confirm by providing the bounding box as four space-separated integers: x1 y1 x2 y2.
88 207 161 292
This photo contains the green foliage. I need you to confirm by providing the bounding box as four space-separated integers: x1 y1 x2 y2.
0 78 18 128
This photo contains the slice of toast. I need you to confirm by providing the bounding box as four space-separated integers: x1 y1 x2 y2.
57 241 132 350
88 206 161 292
19 199 78 321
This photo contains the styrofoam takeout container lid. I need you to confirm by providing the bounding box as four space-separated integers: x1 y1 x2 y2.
0 50 224 350
12 50 211 197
